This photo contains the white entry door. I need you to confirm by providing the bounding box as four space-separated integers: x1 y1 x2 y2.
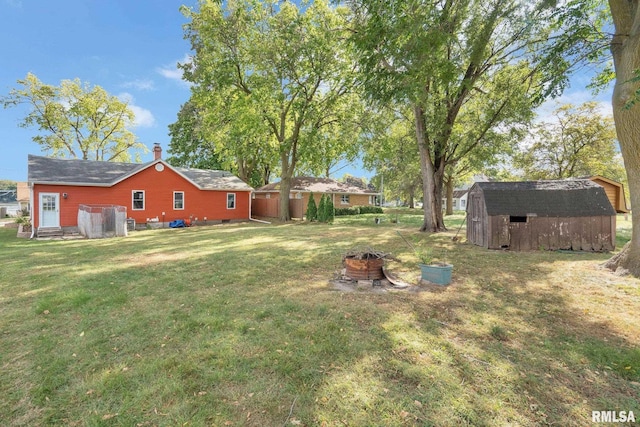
39 193 60 228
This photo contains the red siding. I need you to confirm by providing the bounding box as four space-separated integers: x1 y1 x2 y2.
32 165 250 228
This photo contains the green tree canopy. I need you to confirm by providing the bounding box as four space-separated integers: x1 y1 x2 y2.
167 100 223 171
350 0 609 232
2 73 146 162
0 180 17 191
515 102 625 182
362 106 422 208
181 0 363 220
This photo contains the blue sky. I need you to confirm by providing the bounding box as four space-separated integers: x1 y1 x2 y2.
0 0 611 184
0 0 194 182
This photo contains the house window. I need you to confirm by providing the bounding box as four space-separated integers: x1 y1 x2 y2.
266 193 271 199
509 215 527 223
227 193 236 209
369 195 380 205
132 191 145 210
460 199 466 209
341 194 350 205
174 191 184 210
453 199 458 208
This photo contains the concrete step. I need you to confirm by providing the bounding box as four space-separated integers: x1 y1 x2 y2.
37 227 63 238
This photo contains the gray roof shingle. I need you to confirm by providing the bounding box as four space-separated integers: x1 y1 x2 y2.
28 155 252 191
28 155 140 185
474 180 616 217
256 176 379 194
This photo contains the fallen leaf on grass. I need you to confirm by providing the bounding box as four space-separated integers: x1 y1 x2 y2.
102 413 118 420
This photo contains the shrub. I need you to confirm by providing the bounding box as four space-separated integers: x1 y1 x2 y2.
333 206 383 216
14 215 31 227
306 192 318 221
317 194 327 222
358 205 383 214
334 207 359 216
324 195 335 223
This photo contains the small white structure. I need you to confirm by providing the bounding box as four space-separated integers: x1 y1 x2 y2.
77 204 127 238
443 189 469 210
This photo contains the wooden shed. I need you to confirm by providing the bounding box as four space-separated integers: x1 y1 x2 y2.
466 180 616 251
588 175 629 213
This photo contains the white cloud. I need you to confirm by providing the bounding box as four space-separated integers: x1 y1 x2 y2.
129 105 156 128
535 90 613 124
118 92 156 128
157 67 183 81
121 79 155 91
156 54 192 86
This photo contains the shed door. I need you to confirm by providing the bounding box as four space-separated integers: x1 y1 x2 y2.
469 194 486 247
508 222 531 251
39 193 60 228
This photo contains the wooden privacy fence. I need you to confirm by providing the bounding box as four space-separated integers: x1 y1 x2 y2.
252 197 304 219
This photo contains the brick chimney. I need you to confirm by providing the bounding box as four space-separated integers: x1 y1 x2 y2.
153 143 162 160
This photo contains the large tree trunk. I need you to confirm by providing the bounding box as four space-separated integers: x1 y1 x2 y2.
445 177 454 216
236 157 251 185
415 105 447 232
433 162 447 230
605 0 640 275
262 165 271 186
279 154 293 222
407 186 415 209
415 105 437 232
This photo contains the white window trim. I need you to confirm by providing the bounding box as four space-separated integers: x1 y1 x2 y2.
132 190 145 211
227 193 236 210
341 194 350 205
173 191 185 210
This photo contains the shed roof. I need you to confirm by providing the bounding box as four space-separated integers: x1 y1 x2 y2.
27 155 253 191
452 189 468 199
587 175 629 213
256 176 379 195
473 180 616 217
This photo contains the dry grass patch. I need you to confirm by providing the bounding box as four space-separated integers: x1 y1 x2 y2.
0 216 638 426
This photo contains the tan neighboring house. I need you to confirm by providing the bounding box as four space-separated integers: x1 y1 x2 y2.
17 182 30 212
588 175 629 213
253 176 381 219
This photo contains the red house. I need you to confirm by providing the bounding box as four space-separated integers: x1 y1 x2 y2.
27 145 253 237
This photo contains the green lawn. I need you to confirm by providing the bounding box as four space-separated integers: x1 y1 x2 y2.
1 213 638 426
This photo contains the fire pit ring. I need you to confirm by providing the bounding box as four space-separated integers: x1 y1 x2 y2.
342 247 391 281
344 256 385 280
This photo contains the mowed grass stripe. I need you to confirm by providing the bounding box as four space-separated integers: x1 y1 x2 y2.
0 213 638 426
